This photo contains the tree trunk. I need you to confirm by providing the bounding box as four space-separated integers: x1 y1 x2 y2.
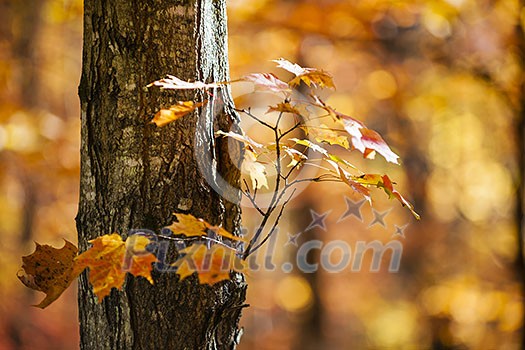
76 1 246 349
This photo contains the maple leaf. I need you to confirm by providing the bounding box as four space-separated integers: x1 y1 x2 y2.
326 160 371 202
166 213 207 237
151 101 205 127
148 75 221 90
291 138 356 170
305 124 350 149
216 130 263 150
273 58 335 89
315 98 399 164
354 174 420 219
282 146 307 168
242 148 268 189
242 73 290 93
73 234 157 301
166 213 246 242
175 243 247 285
17 240 78 308
267 102 301 115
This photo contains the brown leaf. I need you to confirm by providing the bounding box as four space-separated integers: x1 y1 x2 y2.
17 240 78 308
151 101 205 127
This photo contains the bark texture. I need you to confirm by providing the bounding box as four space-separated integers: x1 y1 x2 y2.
76 1 246 349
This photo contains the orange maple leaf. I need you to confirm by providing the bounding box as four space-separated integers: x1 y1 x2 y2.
166 213 246 242
17 240 78 308
151 101 205 127
354 174 420 219
175 243 246 285
73 234 157 301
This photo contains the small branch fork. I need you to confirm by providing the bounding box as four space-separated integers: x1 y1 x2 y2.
236 105 334 259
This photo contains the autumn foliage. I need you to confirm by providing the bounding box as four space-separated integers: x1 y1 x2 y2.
19 59 418 308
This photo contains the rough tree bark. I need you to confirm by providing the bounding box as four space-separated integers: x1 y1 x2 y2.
76 1 246 349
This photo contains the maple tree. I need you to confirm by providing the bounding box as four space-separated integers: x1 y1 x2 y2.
19 59 418 308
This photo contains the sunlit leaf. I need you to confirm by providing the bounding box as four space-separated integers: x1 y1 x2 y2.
216 130 263 150
291 138 356 169
267 102 301 115
175 243 247 285
242 73 290 93
326 160 371 202
73 234 157 301
305 124 350 149
166 213 208 237
272 58 307 76
315 98 399 164
148 75 221 90
242 148 268 189
354 174 420 219
273 58 335 89
166 213 246 242
151 101 205 127
283 146 308 168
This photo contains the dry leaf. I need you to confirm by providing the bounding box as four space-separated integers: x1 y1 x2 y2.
17 240 78 308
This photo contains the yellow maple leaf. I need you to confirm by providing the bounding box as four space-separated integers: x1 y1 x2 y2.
17 240 78 308
166 213 207 237
166 213 246 242
267 102 301 115
306 124 349 149
175 243 246 285
151 101 205 127
289 70 335 89
73 234 157 301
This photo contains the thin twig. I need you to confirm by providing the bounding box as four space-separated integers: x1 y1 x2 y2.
248 188 297 255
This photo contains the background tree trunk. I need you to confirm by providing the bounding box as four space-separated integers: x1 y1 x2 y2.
76 1 246 349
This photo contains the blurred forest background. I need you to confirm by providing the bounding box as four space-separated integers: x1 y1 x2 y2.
0 0 524 349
